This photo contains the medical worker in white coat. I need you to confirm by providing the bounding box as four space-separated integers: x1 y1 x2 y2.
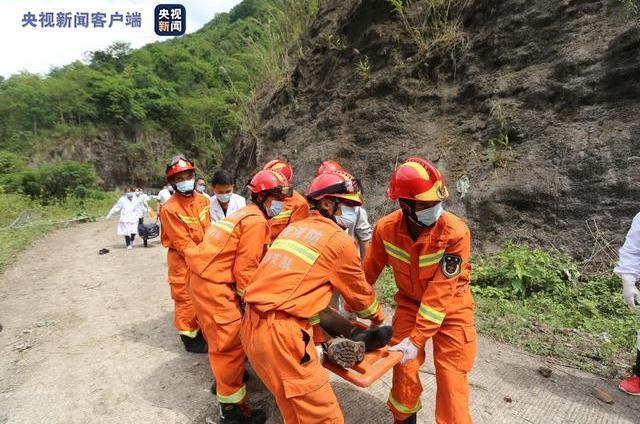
209 170 246 222
107 186 140 250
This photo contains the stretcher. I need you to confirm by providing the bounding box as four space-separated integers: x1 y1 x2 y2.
322 321 402 388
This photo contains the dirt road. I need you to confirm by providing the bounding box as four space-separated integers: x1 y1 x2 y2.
0 219 639 423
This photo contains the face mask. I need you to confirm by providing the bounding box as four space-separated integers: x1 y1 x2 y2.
268 200 284 217
217 193 232 203
175 179 195 194
126 192 135 199
335 205 357 229
196 185 206 193
415 203 443 227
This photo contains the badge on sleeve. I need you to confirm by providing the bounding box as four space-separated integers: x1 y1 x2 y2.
442 254 462 278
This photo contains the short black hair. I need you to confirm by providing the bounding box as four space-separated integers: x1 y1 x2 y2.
195 175 206 183
211 170 233 186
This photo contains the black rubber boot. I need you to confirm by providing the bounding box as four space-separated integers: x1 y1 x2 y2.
219 402 266 424
211 370 251 395
635 349 640 376
180 331 208 354
395 414 417 424
351 325 393 351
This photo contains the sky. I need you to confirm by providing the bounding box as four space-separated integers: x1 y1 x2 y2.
0 0 243 78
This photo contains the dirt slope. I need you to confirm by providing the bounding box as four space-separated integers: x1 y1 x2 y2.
224 0 640 259
1 221 639 423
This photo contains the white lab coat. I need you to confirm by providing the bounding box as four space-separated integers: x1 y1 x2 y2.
614 212 640 279
135 193 150 219
210 193 246 222
107 196 139 236
156 188 173 206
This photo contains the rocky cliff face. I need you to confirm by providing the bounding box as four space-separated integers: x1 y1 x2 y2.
224 0 640 259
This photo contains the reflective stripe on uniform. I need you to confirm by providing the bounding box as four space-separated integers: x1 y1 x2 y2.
383 241 410 264
309 314 320 325
388 394 422 415
213 219 235 233
177 213 197 225
356 298 379 319
419 249 445 267
272 210 293 221
217 384 247 404
270 239 320 265
236 286 245 297
199 206 210 222
178 329 199 338
418 303 445 325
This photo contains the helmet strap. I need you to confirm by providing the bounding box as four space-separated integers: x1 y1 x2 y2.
314 198 340 224
251 192 270 218
399 199 427 230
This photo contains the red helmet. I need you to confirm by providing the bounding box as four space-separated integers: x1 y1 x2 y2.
387 157 448 202
316 160 344 176
247 170 292 197
166 155 195 178
306 170 363 206
263 159 293 182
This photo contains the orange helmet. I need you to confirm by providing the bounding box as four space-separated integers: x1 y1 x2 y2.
387 157 448 202
263 159 293 183
247 170 292 197
316 160 345 176
306 170 363 206
166 155 195 178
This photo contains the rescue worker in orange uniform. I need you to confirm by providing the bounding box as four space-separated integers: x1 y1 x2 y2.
263 159 310 242
364 157 476 424
184 170 292 424
241 170 385 424
159 155 211 353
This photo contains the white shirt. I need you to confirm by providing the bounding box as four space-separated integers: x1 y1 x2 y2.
135 193 150 217
614 212 640 279
107 196 140 223
346 206 372 242
156 188 173 205
210 193 246 222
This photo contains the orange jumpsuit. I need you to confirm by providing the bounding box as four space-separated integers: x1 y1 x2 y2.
364 209 476 423
160 193 210 337
269 190 310 242
184 204 269 405
242 213 385 424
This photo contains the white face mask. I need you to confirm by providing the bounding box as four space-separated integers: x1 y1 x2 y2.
196 185 206 193
175 179 195 194
268 200 284 217
335 205 357 229
415 203 443 227
217 193 232 203
126 192 135 199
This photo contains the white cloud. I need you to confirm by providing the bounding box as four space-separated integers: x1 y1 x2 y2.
0 0 242 78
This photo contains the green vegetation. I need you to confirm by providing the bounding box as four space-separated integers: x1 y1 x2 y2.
0 0 319 182
0 192 118 272
356 55 371 79
375 243 638 377
388 0 469 63
487 101 510 167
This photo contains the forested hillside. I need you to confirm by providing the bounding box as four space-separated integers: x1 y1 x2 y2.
0 0 318 188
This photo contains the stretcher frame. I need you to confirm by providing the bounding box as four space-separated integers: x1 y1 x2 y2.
322 321 402 388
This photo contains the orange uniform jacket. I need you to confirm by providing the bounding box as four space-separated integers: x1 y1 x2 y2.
160 193 211 281
269 190 310 243
184 203 270 296
364 209 471 348
245 212 384 325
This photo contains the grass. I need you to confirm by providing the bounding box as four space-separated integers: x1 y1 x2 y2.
356 55 371 79
0 192 119 272
373 243 639 378
487 101 510 167
388 0 469 64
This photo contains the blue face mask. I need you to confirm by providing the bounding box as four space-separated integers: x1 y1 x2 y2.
415 203 443 226
126 192 135 199
217 193 232 203
268 200 284 217
175 179 195 194
335 205 357 229
196 185 206 194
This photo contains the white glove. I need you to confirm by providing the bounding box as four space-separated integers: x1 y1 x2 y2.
105 214 111 219
389 337 419 365
315 345 324 362
620 273 640 310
